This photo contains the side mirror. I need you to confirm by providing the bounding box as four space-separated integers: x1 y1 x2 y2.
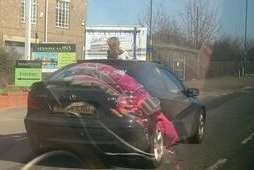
185 88 199 97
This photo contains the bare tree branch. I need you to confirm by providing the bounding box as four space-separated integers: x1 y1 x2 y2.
182 0 220 48
138 4 186 46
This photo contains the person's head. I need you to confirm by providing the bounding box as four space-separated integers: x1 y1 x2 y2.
107 37 120 50
107 37 123 59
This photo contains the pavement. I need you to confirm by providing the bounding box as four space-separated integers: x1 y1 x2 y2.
0 92 27 109
0 87 253 170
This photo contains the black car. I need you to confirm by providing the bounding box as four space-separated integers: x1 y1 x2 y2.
24 60 206 167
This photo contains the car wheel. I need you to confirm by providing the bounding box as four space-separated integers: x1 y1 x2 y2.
189 110 206 144
149 127 165 167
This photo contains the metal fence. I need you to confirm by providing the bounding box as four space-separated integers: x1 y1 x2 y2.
0 49 17 87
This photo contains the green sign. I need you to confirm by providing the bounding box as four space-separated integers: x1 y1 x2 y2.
15 60 42 87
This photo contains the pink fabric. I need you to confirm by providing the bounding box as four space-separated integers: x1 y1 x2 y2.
152 112 179 146
72 63 180 147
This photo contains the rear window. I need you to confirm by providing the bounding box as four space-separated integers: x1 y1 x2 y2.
48 61 167 97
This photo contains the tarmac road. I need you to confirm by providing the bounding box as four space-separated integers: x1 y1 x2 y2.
0 88 253 170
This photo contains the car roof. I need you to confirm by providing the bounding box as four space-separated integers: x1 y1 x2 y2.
77 59 151 65
77 59 171 72
48 59 177 82
76 59 178 78
47 60 153 80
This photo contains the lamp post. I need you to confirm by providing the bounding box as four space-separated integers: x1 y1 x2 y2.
148 0 153 61
243 0 248 75
25 0 32 60
44 0 48 42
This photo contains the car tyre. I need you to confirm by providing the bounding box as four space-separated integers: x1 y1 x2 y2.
148 126 165 168
189 110 206 144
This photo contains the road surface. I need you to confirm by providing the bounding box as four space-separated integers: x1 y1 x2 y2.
0 88 253 170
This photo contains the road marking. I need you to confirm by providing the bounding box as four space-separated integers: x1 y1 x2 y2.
242 86 254 90
204 159 227 170
241 132 254 145
16 137 27 141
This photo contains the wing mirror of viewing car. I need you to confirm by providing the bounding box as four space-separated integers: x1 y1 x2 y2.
185 88 200 97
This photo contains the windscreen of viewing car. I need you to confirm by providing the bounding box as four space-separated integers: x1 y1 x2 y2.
0 0 254 170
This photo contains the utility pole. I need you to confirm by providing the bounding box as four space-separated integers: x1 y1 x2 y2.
149 0 153 61
82 1 87 60
244 0 248 75
25 0 32 60
196 6 199 49
44 0 48 42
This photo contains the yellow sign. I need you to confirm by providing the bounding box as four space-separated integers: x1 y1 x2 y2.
58 53 76 68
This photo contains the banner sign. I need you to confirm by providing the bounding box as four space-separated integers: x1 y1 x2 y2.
15 60 42 87
32 44 76 72
85 26 147 60
32 52 58 69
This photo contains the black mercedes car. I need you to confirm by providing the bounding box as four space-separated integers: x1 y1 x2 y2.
24 60 206 167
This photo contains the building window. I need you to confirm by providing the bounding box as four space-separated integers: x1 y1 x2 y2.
56 0 70 28
21 0 38 24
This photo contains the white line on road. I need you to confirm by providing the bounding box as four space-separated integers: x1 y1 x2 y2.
16 137 27 141
241 132 254 145
204 159 227 170
242 86 254 90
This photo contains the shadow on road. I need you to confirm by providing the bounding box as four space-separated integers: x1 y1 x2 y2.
0 133 166 169
0 133 33 164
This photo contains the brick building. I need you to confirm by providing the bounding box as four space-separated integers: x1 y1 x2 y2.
0 0 86 58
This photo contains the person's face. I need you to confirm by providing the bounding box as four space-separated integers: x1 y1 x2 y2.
108 41 120 51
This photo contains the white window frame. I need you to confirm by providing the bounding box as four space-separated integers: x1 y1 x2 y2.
56 0 70 29
21 0 38 24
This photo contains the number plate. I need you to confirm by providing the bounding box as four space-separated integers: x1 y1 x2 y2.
67 102 96 115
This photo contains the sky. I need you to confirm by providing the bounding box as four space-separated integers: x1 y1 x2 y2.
87 0 254 41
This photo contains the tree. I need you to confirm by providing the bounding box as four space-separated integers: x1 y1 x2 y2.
212 36 242 61
247 40 254 61
181 0 219 49
138 4 186 46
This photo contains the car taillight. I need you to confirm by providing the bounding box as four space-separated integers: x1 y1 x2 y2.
28 94 42 109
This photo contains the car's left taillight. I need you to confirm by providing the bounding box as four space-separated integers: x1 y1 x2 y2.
27 82 48 112
28 93 42 110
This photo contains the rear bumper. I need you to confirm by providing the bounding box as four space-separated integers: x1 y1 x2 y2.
24 114 151 154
